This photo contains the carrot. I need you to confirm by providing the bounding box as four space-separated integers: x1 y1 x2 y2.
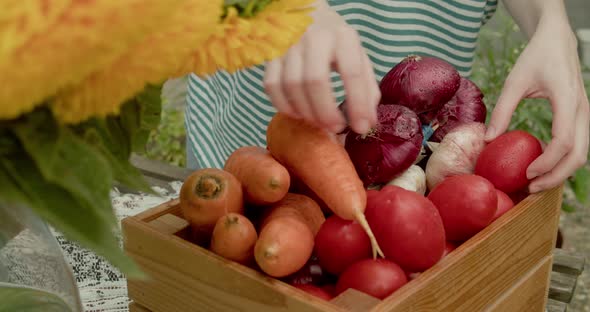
210 213 257 265
254 217 314 277
224 146 290 205
266 113 384 259
259 193 325 236
289 176 332 216
180 168 244 245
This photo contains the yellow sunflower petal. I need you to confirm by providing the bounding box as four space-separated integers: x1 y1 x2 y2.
0 0 72 61
179 0 315 77
0 0 184 121
50 0 222 124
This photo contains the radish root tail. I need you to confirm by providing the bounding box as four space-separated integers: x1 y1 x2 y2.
355 211 385 259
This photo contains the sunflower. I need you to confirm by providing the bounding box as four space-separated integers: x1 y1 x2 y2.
50 0 222 124
0 0 184 121
0 0 315 124
180 0 315 76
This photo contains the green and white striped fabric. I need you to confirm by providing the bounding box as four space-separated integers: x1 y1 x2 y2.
185 0 498 169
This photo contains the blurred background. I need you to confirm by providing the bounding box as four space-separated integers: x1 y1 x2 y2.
148 2 590 310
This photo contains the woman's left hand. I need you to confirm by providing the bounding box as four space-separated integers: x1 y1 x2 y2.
485 7 589 193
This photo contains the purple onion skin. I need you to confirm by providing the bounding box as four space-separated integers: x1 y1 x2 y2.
379 55 461 115
345 104 423 186
428 77 487 142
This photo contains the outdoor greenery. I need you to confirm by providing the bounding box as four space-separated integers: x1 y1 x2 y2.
142 8 590 211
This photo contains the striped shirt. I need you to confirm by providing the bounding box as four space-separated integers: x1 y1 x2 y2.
185 0 498 169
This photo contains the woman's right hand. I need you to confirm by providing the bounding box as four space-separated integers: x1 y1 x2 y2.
263 1 380 135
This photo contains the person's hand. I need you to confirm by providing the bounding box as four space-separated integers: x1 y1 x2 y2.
263 1 380 135
485 11 589 193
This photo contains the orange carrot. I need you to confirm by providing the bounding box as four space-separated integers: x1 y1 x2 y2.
266 113 384 258
289 175 332 216
259 193 325 236
224 146 290 205
210 213 257 265
180 168 244 244
254 217 314 278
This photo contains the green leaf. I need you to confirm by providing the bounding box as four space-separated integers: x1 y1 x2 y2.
120 84 163 154
0 285 73 312
0 153 144 279
561 202 576 213
12 110 116 227
571 167 590 204
76 119 153 193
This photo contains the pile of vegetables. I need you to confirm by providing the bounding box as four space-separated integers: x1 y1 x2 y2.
178 54 545 302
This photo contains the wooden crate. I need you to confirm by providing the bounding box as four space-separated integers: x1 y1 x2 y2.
122 185 563 312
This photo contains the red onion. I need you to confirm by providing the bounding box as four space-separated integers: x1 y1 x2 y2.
423 77 487 142
379 55 460 114
345 104 423 186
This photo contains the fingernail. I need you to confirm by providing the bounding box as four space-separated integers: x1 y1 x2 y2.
484 126 495 141
355 119 370 134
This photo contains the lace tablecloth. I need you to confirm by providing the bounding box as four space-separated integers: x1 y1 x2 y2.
56 182 183 312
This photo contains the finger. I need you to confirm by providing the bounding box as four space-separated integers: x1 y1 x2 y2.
485 75 525 141
282 44 312 120
529 99 589 192
302 30 344 132
526 91 578 179
361 49 380 125
264 58 295 117
334 27 373 134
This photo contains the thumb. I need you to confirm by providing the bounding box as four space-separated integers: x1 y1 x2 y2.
485 76 525 141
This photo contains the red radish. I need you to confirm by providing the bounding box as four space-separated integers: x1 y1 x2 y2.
314 215 372 275
294 284 333 300
425 123 487 190
475 130 543 194
365 185 446 272
267 113 384 259
284 255 333 286
322 285 337 297
443 241 457 257
509 189 530 205
344 104 423 186
379 55 461 114
422 77 487 142
427 174 497 242
335 259 407 299
493 189 515 221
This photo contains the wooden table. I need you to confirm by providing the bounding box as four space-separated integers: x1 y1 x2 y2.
125 155 586 312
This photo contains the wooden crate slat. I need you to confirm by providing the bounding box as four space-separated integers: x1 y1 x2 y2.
331 289 381 312
122 215 341 312
483 255 553 312
129 302 152 312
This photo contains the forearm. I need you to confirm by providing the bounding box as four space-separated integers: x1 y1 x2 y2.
502 0 571 39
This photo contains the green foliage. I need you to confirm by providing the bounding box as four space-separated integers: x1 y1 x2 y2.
472 8 590 212
142 107 187 168
0 286 73 312
223 0 275 18
0 84 164 280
